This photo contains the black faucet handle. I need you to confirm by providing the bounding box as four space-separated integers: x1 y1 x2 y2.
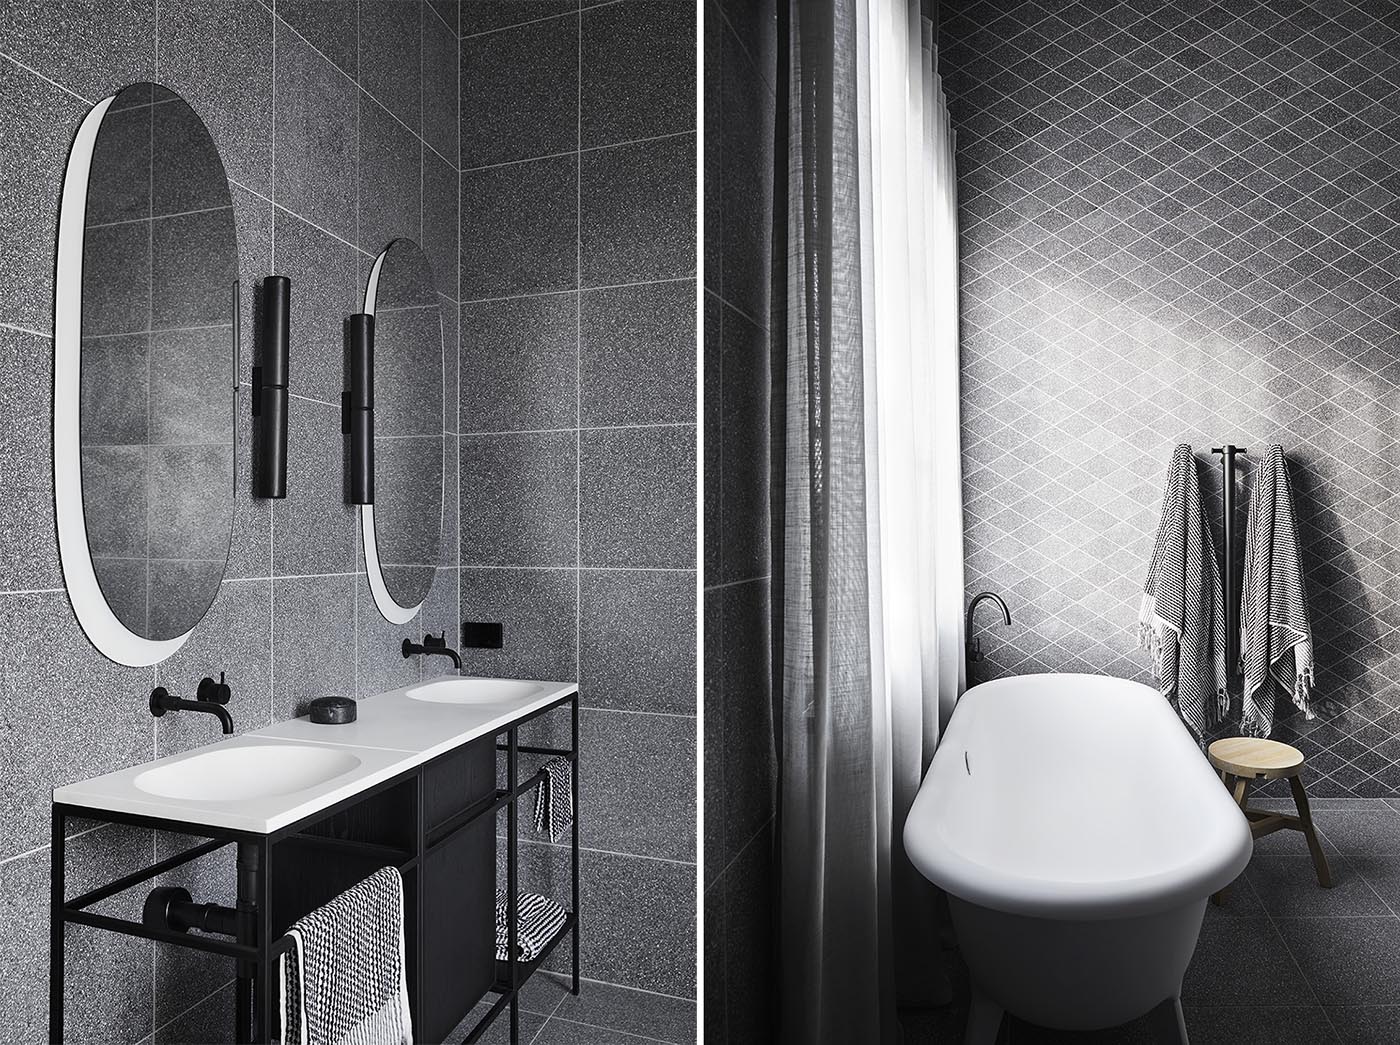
424 631 446 648
197 672 231 705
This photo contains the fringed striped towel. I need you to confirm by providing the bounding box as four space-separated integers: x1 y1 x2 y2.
1241 445 1314 737
532 756 573 842
279 866 413 1045
1140 444 1228 742
495 889 568 962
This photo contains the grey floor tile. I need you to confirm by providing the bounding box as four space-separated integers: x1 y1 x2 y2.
1326 1006 1400 1044
1182 917 1310 1006
1276 917 1400 1006
1315 809 1400 854
446 1001 550 1045
550 976 697 1044
1245 853 1383 918
534 1016 667 1043
154 980 236 1044
1180 1006 1338 1044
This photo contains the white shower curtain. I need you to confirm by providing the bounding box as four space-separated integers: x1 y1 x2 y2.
776 0 963 1039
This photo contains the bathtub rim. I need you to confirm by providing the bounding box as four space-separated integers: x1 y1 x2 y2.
904 672 1253 921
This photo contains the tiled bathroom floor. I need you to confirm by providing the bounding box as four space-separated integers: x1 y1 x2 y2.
901 798 1400 1044
450 972 697 1045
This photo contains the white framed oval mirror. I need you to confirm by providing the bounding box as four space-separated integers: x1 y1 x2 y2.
360 239 445 625
54 83 239 666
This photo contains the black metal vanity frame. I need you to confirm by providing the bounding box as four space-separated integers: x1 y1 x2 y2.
49 690 580 1045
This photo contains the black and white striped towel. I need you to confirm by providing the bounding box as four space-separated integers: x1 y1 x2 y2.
1140 444 1228 742
1241 445 1315 738
278 866 413 1045
495 889 568 962
532 756 573 842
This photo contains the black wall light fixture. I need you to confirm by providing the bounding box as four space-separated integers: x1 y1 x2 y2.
343 313 374 505
252 275 290 499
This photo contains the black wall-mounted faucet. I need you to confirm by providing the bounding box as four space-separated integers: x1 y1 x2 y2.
966 592 1012 667
149 673 234 734
403 632 461 670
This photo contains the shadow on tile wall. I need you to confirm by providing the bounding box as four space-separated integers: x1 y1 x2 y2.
0 1 458 1039
457 0 699 1007
942 0 1400 798
703 0 778 1041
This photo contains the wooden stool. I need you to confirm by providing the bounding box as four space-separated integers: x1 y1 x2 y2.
1207 737 1331 904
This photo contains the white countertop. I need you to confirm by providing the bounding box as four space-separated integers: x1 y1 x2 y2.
53 677 577 834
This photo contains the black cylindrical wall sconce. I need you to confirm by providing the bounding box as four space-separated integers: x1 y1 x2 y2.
343 313 374 505
252 275 290 499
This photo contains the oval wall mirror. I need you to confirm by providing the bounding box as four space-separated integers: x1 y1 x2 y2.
361 239 445 624
54 83 238 666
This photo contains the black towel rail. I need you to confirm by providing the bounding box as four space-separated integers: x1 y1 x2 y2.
1212 444 1246 686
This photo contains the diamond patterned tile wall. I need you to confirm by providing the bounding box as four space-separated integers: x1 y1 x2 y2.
940 0 1400 797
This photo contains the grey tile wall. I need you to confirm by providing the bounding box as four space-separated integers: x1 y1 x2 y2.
941 1 1400 798
0 0 459 1039
703 0 777 1042
457 0 699 1008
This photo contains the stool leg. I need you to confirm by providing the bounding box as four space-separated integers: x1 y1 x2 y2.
1289 774 1332 889
1214 776 1252 906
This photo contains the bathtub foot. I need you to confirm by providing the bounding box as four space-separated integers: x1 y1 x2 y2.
963 987 1004 1045
1147 996 1188 1045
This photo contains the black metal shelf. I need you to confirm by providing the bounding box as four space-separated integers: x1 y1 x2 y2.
492 911 577 991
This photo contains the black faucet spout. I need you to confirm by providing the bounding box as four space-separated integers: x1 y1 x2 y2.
149 687 235 734
403 632 462 671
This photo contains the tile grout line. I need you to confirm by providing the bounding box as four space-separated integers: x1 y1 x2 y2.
460 127 697 175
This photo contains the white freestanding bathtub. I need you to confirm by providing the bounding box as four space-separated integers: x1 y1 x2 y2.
904 673 1252 1043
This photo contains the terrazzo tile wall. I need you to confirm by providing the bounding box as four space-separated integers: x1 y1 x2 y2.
941 0 1400 797
703 0 777 1040
0 1 460 1040
455 0 699 1003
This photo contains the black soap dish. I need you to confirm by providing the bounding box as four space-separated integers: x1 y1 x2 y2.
308 695 357 725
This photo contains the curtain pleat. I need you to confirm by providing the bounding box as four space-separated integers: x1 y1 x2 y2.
776 0 962 1040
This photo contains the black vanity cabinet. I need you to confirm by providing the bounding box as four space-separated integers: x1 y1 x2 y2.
266 734 496 1040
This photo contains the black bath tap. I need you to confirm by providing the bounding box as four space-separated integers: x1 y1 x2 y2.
966 592 1012 667
149 673 234 734
402 632 462 670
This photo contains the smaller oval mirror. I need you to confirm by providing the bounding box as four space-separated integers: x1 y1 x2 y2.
361 239 444 624
55 82 238 666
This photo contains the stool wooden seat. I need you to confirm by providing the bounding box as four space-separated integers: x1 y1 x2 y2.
1207 737 1331 904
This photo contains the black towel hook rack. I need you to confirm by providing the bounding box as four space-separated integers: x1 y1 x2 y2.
1212 445 1247 685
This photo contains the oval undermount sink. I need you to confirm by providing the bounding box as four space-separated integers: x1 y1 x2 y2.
133 744 361 802
406 678 545 704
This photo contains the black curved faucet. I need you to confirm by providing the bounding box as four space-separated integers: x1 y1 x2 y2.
149 673 234 734
966 592 1012 668
403 632 462 670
